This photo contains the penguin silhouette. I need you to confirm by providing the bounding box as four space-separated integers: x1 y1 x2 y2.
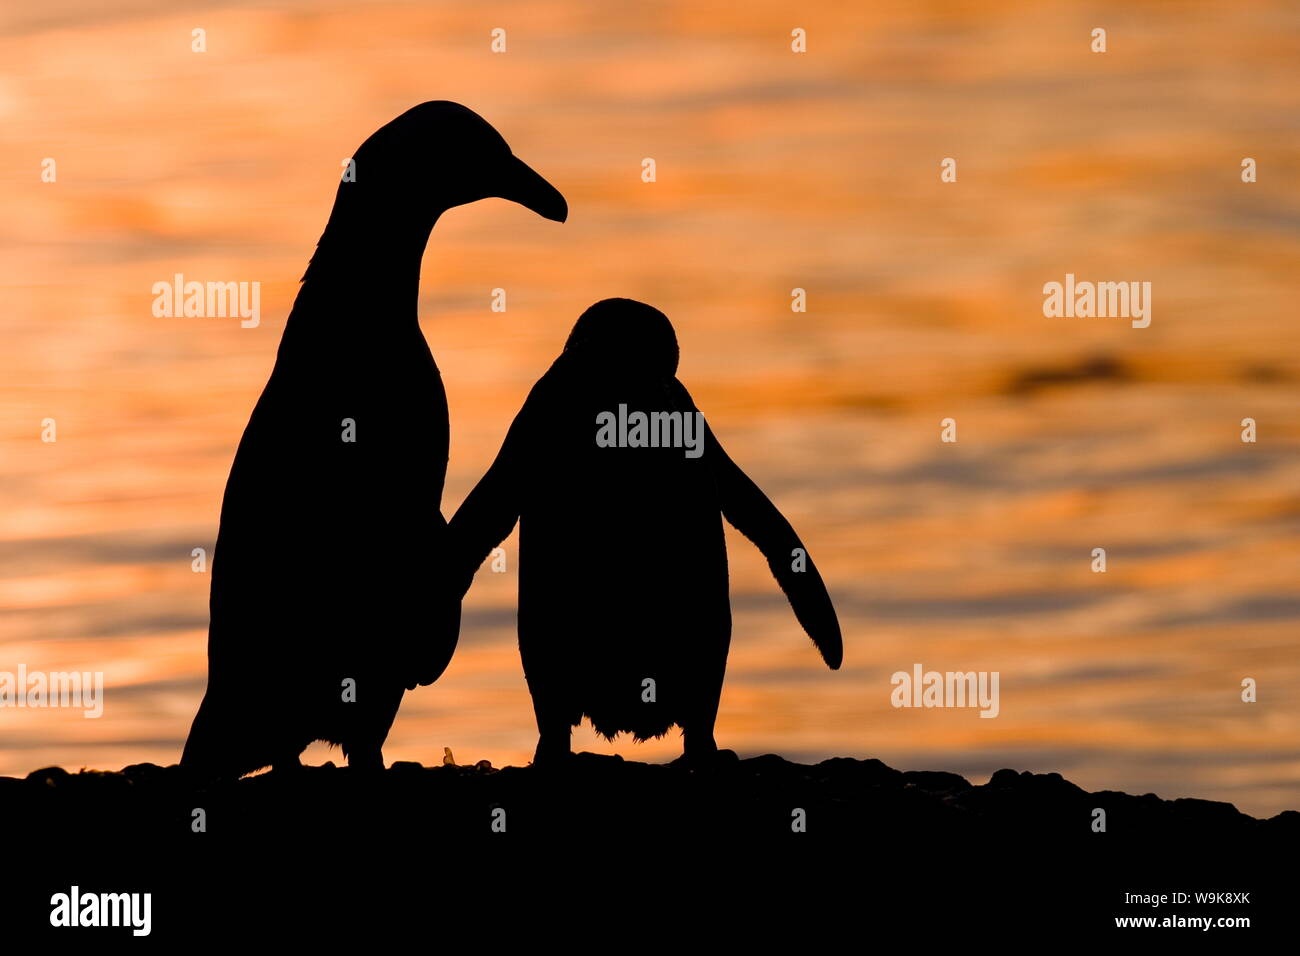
449 299 842 765
181 102 567 776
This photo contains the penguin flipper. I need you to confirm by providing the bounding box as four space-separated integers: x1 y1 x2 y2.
671 380 843 669
448 458 519 593
406 578 462 689
447 390 542 596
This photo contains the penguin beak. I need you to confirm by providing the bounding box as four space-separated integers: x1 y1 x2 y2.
495 154 568 223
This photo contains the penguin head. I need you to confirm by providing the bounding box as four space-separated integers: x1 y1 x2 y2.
563 299 680 377
339 101 568 226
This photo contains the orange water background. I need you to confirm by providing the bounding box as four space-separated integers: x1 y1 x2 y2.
1 0 1297 816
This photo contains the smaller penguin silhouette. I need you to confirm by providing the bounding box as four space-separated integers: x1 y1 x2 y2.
449 299 842 765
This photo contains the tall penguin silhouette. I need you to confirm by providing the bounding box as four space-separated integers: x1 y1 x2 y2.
449 299 841 765
181 102 567 776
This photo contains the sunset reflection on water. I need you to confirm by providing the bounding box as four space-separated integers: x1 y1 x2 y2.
1 0 1298 816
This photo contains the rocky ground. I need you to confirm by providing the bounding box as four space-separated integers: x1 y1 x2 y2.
5 751 1293 839
3 753 1289 938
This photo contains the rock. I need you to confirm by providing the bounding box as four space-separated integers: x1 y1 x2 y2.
900 770 970 794
742 753 802 777
987 767 1023 788
570 751 624 767
26 766 70 787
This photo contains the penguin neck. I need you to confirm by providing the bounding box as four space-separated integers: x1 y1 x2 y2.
293 206 445 326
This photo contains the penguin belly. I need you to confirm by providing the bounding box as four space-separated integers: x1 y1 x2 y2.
190 349 452 773
516 424 731 742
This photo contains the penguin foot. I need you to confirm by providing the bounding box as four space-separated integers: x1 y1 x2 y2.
531 735 573 768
